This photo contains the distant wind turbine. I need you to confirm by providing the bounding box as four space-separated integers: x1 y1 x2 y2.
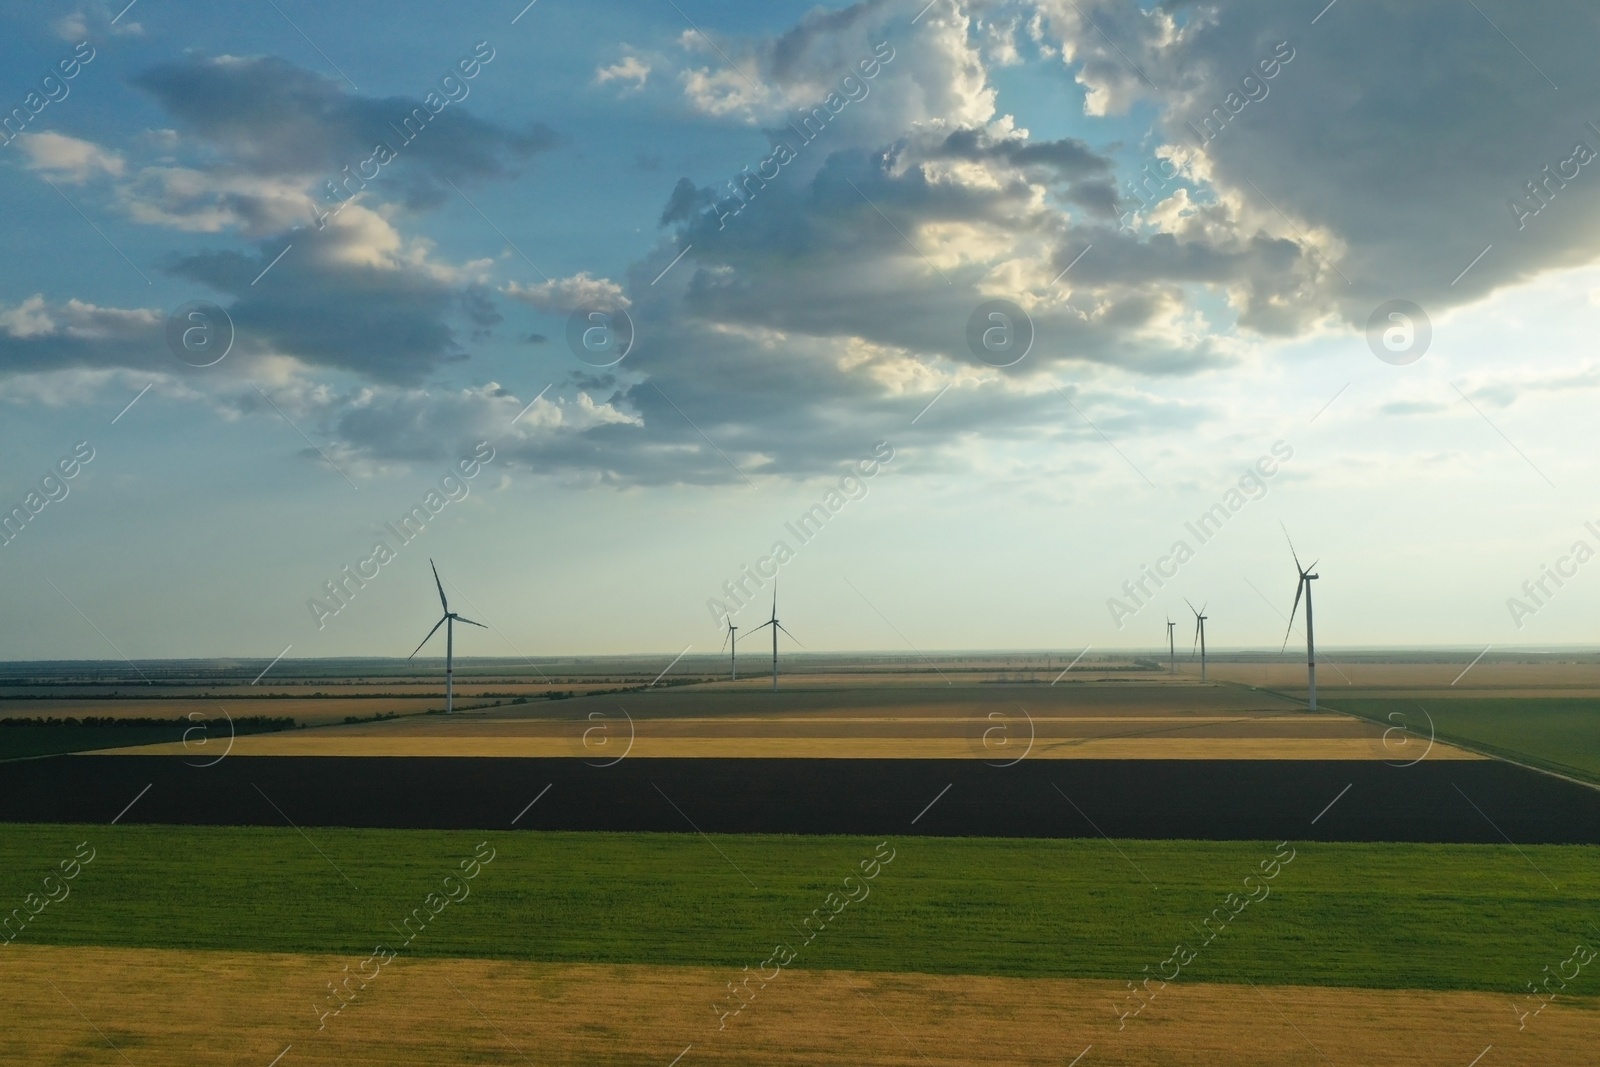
1166 616 1176 675
747 581 803 691
1280 526 1320 711
720 618 739 681
408 560 486 714
1185 598 1208 682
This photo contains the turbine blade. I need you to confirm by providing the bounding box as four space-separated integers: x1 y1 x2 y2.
1184 597 1200 618
748 620 775 633
1280 521 1304 575
1282 579 1304 652
430 560 448 613
408 615 447 659
1192 618 1201 652
455 615 488 629
776 622 806 648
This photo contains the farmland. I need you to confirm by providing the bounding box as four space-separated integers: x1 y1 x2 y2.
1323 697 1600 785
3 824 1596 994
3 656 1599 1065
5 945 1596 1067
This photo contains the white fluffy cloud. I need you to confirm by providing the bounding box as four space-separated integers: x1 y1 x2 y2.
19 132 125 183
595 55 651 91
502 272 631 313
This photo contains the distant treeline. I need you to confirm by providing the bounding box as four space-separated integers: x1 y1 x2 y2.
0 716 297 730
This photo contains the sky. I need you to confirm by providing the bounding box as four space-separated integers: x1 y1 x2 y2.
1 0 1598 662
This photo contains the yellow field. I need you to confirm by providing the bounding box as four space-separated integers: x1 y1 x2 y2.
90 683 1480 760
3 944 1589 1066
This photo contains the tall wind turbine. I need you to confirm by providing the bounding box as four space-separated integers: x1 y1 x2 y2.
747 582 802 691
1185 598 1208 682
408 560 486 714
1280 527 1319 711
720 618 739 681
1166 616 1176 675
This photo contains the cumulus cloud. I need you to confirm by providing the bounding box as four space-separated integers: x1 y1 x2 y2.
18 132 125 183
0 295 164 374
502 272 631 313
1036 0 1600 327
164 205 497 384
130 54 556 213
596 55 651 91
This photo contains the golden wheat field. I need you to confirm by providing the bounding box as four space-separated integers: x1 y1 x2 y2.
88 682 1479 759
3 944 1591 1066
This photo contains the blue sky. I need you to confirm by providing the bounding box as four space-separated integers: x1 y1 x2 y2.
2 0 1598 661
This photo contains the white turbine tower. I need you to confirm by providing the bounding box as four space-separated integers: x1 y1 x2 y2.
721 618 739 681
1281 527 1320 712
1185 598 1208 682
408 560 486 714
1166 616 1176 675
747 582 802 691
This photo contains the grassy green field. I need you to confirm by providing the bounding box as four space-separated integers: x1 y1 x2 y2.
0 725 187 761
3 823 1596 995
0 717 297 761
1325 698 1600 784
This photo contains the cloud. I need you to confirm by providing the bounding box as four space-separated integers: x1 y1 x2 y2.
0 295 164 374
131 54 556 211
54 5 143 41
596 55 651 91
660 0 993 137
1036 0 1600 328
164 205 497 384
18 132 124 182
502 272 631 313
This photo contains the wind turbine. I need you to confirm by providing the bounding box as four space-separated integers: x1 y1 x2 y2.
1185 598 1208 682
747 582 802 691
1166 616 1176 675
720 618 739 681
408 560 486 714
1280 527 1319 711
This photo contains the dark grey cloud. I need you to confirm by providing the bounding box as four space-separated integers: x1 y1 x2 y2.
0 298 164 374
1047 0 1600 325
165 223 485 384
133 54 556 209
927 127 1111 181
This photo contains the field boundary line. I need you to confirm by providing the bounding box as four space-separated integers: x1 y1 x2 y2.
1303 693 1600 796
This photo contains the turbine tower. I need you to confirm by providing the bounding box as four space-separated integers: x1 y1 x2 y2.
748 582 801 691
720 619 739 681
1166 616 1176 675
1185 598 1208 682
408 560 486 714
1281 527 1320 711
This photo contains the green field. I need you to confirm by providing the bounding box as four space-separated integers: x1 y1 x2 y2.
3 823 1596 995
1325 698 1600 785
0 717 297 761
